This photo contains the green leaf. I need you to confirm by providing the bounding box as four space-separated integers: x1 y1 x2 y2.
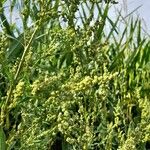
57 51 73 69
0 126 6 150
0 0 6 5
6 33 24 61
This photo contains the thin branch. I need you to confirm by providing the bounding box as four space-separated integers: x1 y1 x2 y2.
1 26 38 126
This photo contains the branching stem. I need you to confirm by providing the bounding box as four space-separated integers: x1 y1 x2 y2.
1 27 38 127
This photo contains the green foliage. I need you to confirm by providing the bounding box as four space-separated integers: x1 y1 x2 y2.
0 126 6 150
0 0 150 149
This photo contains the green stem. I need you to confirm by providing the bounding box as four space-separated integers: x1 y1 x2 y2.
1 26 38 127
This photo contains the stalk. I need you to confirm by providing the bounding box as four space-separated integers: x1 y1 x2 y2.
0 26 38 127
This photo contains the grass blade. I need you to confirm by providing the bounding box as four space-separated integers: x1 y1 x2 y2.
0 126 6 150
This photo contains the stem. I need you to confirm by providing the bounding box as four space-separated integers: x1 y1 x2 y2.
1 27 38 126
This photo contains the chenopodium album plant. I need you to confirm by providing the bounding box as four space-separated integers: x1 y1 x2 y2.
3 27 149 150
0 0 150 150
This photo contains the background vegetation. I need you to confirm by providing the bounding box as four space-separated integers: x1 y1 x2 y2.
0 0 150 149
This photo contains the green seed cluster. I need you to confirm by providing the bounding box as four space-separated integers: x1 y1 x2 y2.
0 0 149 149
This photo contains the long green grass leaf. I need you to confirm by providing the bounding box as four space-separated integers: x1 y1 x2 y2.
0 126 6 150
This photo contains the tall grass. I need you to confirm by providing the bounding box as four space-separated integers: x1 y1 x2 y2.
0 0 150 149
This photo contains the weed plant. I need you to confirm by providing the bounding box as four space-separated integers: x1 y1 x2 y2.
0 0 150 149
